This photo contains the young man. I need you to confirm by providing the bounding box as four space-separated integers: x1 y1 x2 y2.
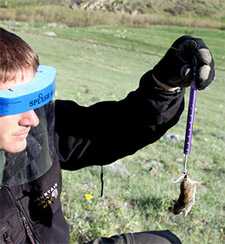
0 28 215 244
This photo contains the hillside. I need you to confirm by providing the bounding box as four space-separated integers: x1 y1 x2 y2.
1 0 225 18
0 0 225 29
70 0 225 17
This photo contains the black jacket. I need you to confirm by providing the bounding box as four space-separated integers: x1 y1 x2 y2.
0 72 184 244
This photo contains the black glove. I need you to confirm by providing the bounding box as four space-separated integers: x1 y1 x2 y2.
152 35 215 90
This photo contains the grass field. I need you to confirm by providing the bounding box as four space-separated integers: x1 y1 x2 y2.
1 21 225 243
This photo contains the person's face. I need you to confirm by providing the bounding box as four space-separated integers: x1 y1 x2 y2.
0 69 40 153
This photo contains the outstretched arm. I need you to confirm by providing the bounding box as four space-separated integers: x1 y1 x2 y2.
55 72 184 170
55 35 215 170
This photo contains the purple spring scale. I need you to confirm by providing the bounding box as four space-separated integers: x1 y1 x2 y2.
183 82 197 172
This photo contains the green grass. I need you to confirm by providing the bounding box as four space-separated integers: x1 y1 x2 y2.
1 21 225 243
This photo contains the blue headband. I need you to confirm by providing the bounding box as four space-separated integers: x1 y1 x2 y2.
0 65 56 116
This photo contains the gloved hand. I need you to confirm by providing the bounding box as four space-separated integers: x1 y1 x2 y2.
152 35 215 90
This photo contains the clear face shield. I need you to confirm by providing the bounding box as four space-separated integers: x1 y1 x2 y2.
0 65 56 186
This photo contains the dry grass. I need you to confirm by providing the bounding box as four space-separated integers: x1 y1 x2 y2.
0 5 224 29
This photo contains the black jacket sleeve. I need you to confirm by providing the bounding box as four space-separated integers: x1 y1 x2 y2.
55 71 185 170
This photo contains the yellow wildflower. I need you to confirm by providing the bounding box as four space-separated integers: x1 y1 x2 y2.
84 193 94 201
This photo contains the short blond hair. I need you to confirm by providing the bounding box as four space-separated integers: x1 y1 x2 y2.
0 28 39 83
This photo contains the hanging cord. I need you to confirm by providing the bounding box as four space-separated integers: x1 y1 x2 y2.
100 166 104 197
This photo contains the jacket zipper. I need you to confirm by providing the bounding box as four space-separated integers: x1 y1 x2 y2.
21 216 37 244
3 185 40 244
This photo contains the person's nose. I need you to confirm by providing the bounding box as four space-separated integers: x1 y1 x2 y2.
19 110 40 127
